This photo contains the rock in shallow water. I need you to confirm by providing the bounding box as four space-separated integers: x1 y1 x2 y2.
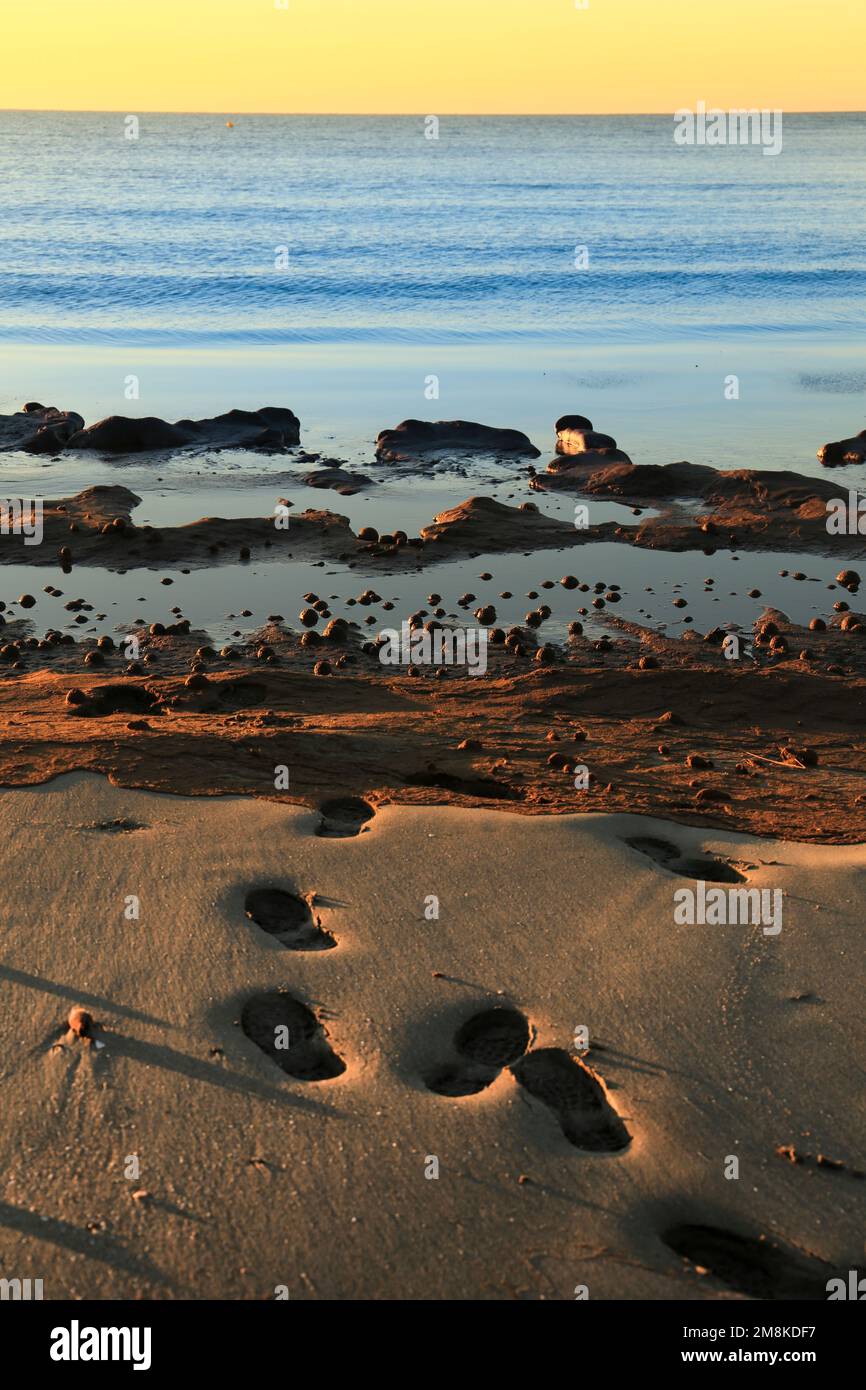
1 404 300 455
299 466 371 495
817 429 866 467
0 404 85 453
66 406 301 454
555 424 618 456
375 418 540 460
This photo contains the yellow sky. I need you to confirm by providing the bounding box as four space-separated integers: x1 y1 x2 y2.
2 0 863 114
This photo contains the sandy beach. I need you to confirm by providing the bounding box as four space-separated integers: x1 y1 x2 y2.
0 397 864 1309
0 772 863 1301
2 74 865 1334
0 391 864 1314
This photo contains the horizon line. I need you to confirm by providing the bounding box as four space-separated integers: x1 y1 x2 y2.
2 107 865 118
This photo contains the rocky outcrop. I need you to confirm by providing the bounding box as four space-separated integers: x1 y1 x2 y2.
542 448 633 483
529 455 861 555
0 486 352 568
67 406 300 454
376 419 540 460
580 460 717 498
419 495 614 553
0 404 85 453
817 429 866 467
1 403 301 455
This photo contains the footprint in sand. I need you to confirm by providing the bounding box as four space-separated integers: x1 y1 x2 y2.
424 1007 630 1153
66 684 159 718
511 1048 631 1154
424 1006 531 1096
316 797 375 838
244 887 336 951
216 679 268 710
663 1223 834 1300
624 835 746 884
241 991 345 1081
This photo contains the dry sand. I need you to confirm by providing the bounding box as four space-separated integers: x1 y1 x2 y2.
0 772 863 1300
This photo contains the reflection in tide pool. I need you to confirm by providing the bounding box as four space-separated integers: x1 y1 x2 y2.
0 541 846 651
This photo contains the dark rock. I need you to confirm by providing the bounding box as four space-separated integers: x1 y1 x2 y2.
547 751 570 769
554 413 593 434
583 459 715 497
0 404 85 453
66 406 300 455
542 447 633 481
818 430 866 467
375 419 540 459
301 467 371 495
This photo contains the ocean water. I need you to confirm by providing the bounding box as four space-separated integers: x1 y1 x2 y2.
0 112 864 471
2 111 865 345
0 113 864 647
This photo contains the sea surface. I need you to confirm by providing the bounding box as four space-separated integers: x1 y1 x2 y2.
0 112 864 462
0 113 863 645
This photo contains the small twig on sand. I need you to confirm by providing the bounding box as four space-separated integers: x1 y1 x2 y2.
745 751 808 770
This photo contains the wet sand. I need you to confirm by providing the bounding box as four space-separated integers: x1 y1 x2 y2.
0 641 864 842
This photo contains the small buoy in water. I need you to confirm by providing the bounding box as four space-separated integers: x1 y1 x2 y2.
226 120 234 128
